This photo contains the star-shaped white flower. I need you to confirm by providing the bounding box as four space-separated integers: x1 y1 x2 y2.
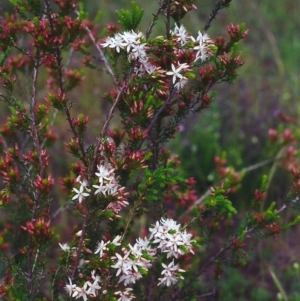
166 63 189 84
171 24 190 45
94 240 108 258
64 278 76 297
158 260 185 287
72 184 90 203
72 282 89 301
93 181 106 195
95 165 113 184
86 277 101 297
111 252 131 276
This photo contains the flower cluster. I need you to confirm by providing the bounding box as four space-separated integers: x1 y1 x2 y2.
101 25 212 90
191 30 211 62
101 30 156 76
65 271 101 301
149 217 195 258
111 238 153 286
101 30 144 55
111 218 194 292
170 24 190 45
71 163 129 216
72 164 121 200
63 218 195 300
92 164 119 196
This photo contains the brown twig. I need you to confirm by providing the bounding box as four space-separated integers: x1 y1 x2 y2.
80 17 120 88
165 0 171 40
146 88 176 135
145 1 167 39
203 0 224 33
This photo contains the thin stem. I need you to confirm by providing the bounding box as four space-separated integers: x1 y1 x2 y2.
88 80 128 181
121 195 143 241
146 88 176 134
30 59 43 179
145 1 166 39
165 0 171 40
80 15 119 87
71 210 90 279
203 0 224 33
28 56 41 301
196 289 216 299
276 196 299 214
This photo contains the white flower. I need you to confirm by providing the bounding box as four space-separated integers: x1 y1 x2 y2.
158 260 185 287
158 272 180 287
72 282 89 301
118 269 142 286
64 278 76 297
164 232 184 258
134 60 156 76
76 176 89 190
180 230 195 254
75 230 83 237
91 270 100 281
111 235 122 246
160 218 180 230
135 237 150 250
166 63 189 85
72 184 90 203
94 240 108 258
111 252 131 276
101 35 126 53
149 221 161 239
128 43 147 61
93 181 106 195
95 164 113 184
174 77 188 90
59 242 70 252
115 288 136 301
191 31 211 63
145 62 157 74
149 218 194 257
86 273 101 297
195 31 210 45
194 44 210 62
171 24 190 45
121 30 144 52
125 251 146 273
162 260 185 276
101 30 145 57
105 179 119 195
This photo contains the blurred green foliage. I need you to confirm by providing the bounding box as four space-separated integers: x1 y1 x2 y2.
1 0 299 299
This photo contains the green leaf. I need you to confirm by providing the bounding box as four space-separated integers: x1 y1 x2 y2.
138 167 182 202
205 195 237 214
283 215 300 229
115 1 144 30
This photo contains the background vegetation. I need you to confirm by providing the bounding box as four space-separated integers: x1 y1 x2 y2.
1 0 300 299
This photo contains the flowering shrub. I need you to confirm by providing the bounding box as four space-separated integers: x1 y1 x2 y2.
0 0 300 300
